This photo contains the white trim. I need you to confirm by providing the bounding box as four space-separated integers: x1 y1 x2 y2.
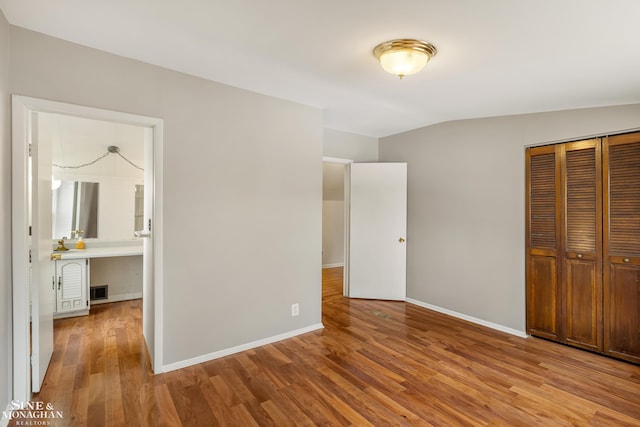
322 156 353 164
90 292 143 305
54 310 90 319
343 164 351 296
152 121 164 373
12 97 32 403
11 96 165 404
406 298 528 338
161 323 324 373
322 263 344 269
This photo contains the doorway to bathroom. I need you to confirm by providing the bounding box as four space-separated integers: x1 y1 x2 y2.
11 96 164 402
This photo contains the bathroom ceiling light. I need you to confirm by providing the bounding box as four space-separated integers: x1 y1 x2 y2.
373 39 437 79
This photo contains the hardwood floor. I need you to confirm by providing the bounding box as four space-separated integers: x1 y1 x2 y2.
12 267 640 426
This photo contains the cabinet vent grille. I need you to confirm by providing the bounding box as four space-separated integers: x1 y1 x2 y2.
90 285 108 301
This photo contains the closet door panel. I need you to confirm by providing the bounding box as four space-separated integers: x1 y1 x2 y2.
526 146 561 340
527 255 558 338
604 133 640 363
606 264 640 362
564 260 599 349
562 140 602 350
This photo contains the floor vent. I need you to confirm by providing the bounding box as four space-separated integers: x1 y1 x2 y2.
90 285 108 301
372 310 390 319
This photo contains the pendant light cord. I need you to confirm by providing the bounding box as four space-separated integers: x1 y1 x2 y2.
53 146 143 171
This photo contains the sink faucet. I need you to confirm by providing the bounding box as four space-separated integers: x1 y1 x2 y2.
54 237 70 252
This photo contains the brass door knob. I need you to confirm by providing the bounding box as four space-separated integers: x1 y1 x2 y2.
577 253 583 259
399 237 405 243
623 258 630 263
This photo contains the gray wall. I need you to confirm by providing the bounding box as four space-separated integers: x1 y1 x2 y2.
322 163 345 267
0 7 11 415
323 128 378 161
89 256 143 303
9 26 323 367
380 104 640 332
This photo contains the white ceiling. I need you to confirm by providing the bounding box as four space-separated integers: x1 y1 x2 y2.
2 0 640 138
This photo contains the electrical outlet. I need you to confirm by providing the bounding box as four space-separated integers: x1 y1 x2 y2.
291 303 299 317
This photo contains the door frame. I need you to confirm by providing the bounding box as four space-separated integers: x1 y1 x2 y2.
322 156 352 296
11 96 164 402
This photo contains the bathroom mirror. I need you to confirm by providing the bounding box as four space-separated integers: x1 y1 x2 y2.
52 180 99 239
134 184 144 233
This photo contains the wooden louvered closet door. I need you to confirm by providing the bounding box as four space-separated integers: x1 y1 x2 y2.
526 140 602 349
527 131 640 364
603 132 640 363
526 145 561 341
561 140 602 351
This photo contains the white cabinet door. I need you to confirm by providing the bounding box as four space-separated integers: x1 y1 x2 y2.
56 259 88 313
348 163 407 300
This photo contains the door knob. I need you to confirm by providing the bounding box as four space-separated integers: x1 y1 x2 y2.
623 258 630 263
577 253 583 259
399 237 405 243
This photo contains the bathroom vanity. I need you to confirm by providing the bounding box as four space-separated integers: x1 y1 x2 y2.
52 245 143 318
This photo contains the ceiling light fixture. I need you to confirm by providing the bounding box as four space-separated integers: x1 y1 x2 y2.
373 39 437 79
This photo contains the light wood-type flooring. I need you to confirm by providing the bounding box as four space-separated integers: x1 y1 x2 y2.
12 267 640 426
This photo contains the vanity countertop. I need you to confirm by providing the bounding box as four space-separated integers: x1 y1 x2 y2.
53 245 143 260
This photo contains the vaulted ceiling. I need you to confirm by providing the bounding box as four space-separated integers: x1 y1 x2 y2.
2 0 639 137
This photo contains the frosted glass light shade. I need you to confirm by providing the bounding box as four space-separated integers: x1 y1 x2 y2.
379 49 429 78
373 39 437 79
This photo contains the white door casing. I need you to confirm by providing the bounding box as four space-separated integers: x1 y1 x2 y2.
348 163 407 300
12 97 31 402
142 127 156 370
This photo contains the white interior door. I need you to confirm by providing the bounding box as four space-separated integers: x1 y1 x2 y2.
348 163 407 300
32 112 55 392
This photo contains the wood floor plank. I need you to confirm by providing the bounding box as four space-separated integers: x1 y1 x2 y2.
259 400 298 427
153 383 183 427
10 268 640 426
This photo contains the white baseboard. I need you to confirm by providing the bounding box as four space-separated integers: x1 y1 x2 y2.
406 298 528 338
91 292 142 305
54 309 90 319
322 263 344 269
161 323 324 373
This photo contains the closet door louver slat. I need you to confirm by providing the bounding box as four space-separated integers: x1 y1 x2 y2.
529 152 557 250
607 141 640 257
